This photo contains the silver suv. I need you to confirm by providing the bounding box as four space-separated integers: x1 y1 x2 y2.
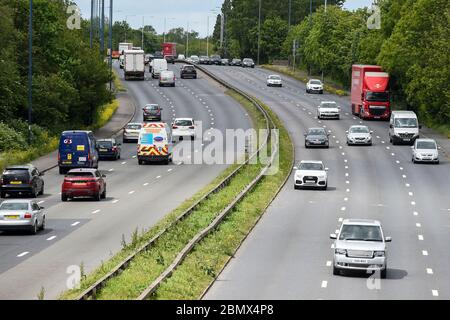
330 219 391 278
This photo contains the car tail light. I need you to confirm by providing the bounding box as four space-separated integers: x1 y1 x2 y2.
24 213 32 219
189 126 195 129
112 146 117 151
173 126 178 129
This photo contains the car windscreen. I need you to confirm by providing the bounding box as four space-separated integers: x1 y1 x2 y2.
183 66 195 71
417 141 436 150
269 76 280 80
321 103 337 108
126 124 142 130
145 105 159 111
175 120 193 126
350 127 369 133
66 172 94 177
308 129 326 136
3 169 29 179
243 59 253 62
97 141 113 148
0 203 29 210
310 80 322 85
339 225 383 242
394 118 418 128
299 163 324 171
366 91 389 102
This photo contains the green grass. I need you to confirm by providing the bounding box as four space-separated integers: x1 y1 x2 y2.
150 96 293 300
262 64 348 96
113 70 126 92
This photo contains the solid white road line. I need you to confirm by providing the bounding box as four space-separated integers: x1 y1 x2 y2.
17 252 29 258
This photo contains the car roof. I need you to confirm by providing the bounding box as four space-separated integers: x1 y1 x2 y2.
174 118 193 121
321 101 336 104
0 199 33 204
392 111 417 117
269 74 280 77
145 104 159 107
97 138 114 142
4 164 34 170
416 138 436 143
342 219 381 226
309 79 322 82
308 127 326 131
62 130 92 135
67 168 97 173
126 122 142 126
300 160 324 164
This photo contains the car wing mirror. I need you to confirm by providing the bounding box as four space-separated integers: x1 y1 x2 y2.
40 206 45 210
370 131 374 134
330 234 337 240
438 146 441 150
293 166 298 170
325 168 329 171
389 124 393 129
345 131 349 134
102 174 106 178
385 236 392 242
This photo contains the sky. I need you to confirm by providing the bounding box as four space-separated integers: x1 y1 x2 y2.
74 0 374 38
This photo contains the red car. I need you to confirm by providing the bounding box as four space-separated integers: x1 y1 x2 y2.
61 169 106 201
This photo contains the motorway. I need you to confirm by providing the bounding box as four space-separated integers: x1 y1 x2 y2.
202 65 450 299
0 63 252 299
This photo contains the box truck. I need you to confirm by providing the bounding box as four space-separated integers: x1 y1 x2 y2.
124 49 145 81
351 65 391 120
162 43 177 60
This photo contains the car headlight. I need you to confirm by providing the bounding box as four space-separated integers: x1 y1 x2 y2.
374 251 385 257
317 175 326 179
335 249 347 255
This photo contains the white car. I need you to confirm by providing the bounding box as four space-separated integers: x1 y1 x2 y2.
412 138 440 164
159 70 176 87
317 101 340 119
267 75 282 87
123 123 142 143
178 54 186 60
306 79 323 94
346 125 373 146
330 219 391 278
0 199 45 234
172 118 196 141
190 55 200 64
293 160 328 190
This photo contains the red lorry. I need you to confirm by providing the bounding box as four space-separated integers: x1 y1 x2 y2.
162 42 177 58
351 65 391 120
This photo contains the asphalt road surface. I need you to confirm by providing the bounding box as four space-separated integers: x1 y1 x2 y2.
202 65 450 300
0 62 251 299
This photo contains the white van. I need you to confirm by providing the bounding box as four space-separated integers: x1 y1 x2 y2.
137 123 173 165
389 111 421 145
151 59 168 79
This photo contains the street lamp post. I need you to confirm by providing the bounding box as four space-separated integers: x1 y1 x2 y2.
257 0 261 65
28 0 33 144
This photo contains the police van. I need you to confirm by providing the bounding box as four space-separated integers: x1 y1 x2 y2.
137 123 173 165
58 131 99 174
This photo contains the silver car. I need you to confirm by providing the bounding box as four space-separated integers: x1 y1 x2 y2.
346 125 373 146
123 123 142 143
412 138 440 164
159 70 176 87
0 199 45 234
330 219 391 278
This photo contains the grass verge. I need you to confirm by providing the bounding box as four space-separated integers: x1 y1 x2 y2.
113 70 126 92
149 96 293 300
262 64 348 96
91 99 120 130
60 87 269 300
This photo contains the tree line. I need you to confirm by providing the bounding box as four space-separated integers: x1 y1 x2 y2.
212 0 449 127
0 0 112 152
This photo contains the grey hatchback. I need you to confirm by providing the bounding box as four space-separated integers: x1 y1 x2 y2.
304 128 330 148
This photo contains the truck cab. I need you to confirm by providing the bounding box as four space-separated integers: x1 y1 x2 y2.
351 65 391 120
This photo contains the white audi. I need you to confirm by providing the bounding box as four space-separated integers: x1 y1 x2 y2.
317 101 340 120
293 160 328 190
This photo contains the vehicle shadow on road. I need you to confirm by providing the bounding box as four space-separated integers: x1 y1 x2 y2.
340 268 407 280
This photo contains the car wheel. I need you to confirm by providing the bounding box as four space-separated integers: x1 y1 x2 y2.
30 222 38 235
118 153 121 160
101 188 106 199
381 267 387 279
94 192 101 201
39 184 44 196
39 216 46 231
0 192 5 198
31 187 38 198
61 194 68 202
59 167 65 175
435 160 440 165
191 135 195 141
320 90 323 94
138 159 144 165
333 266 340 276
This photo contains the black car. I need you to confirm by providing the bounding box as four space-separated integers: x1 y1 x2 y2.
230 59 242 66
97 138 121 160
304 128 330 148
199 56 211 65
210 55 222 65
165 55 175 64
0 165 44 198
242 58 255 68
180 65 197 79
143 104 162 122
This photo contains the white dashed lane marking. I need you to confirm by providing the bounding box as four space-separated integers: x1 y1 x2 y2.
92 209 101 214
321 281 328 288
17 252 29 258
46 236 56 241
71 221 80 227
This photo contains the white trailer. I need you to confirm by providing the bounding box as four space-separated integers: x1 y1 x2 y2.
124 49 145 81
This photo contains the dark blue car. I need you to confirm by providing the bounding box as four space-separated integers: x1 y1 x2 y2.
58 131 99 174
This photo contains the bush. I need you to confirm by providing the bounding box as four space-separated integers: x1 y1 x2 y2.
0 122 26 152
